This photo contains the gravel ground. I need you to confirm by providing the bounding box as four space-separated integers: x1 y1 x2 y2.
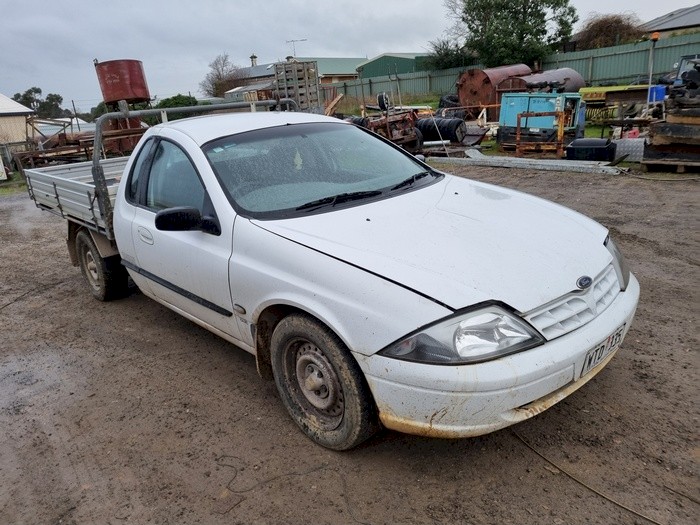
0 164 697 525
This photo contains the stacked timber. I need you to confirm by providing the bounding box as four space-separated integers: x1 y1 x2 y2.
643 66 700 172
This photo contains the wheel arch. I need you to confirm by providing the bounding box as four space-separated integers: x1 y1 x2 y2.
254 303 358 382
67 222 119 266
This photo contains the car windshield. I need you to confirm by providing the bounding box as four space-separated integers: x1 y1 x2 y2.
202 121 439 219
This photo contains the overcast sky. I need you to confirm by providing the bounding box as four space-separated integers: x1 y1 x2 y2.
2 0 697 112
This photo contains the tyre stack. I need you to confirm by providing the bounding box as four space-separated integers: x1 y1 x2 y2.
416 118 468 143
436 94 470 120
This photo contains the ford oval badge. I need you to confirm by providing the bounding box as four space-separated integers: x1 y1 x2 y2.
577 276 593 290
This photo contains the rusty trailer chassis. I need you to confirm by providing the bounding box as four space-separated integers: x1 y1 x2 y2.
364 110 422 152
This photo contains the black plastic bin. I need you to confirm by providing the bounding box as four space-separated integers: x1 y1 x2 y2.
566 138 616 161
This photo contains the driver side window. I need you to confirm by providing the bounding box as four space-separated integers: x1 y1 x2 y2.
146 140 205 212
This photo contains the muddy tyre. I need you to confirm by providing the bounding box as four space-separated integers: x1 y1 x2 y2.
270 313 379 450
75 230 129 301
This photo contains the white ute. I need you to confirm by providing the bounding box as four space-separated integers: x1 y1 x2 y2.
25 106 639 450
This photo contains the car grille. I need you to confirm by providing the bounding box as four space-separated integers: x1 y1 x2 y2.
524 264 620 340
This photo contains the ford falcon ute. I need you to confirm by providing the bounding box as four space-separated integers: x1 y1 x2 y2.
25 107 639 450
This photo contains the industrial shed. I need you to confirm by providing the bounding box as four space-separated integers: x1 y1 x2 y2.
356 53 431 79
640 3 700 38
0 93 33 144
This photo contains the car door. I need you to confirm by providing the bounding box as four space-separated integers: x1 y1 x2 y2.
129 135 241 341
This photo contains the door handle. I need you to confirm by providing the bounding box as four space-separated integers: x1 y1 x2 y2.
137 226 154 245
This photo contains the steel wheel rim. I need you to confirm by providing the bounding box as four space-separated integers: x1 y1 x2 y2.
81 246 100 289
288 340 344 431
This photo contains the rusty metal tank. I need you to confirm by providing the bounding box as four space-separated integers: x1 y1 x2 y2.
94 59 151 104
498 68 586 93
456 64 532 108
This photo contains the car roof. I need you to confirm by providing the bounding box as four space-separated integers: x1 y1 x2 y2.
155 111 346 146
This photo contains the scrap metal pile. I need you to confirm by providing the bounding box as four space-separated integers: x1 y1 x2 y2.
13 59 150 172
643 58 700 172
428 64 587 156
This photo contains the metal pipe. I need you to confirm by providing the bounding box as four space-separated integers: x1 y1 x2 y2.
647 32 660 116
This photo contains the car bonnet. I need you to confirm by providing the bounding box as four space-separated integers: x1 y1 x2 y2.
252 175 613 313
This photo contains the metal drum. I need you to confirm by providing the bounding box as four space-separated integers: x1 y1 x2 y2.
94 59 151 104
456 64 532 108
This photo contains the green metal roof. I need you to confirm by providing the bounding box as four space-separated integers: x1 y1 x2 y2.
355 53 431 78
356 53 430 69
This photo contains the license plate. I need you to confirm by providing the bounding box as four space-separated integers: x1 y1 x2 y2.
580 323 626 376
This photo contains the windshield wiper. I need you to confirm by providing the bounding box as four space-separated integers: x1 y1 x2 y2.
390 171 435 191
296 190 383 211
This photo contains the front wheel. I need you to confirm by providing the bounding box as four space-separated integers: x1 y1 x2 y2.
270 313 379 450
75 230 129 301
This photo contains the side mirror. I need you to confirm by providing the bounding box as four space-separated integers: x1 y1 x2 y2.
155 206 202 231
200 215 222 236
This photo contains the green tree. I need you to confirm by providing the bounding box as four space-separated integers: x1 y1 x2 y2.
425 39 476 70
575 13 643 50
460 0 578 67
12 88 71 118
155 93 199 109
199 53 247 97
140 94 201 125
88 102 108 122
12 87 42 111
37 93 70 119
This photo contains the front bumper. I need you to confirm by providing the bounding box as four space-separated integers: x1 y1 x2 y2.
356 274 640 438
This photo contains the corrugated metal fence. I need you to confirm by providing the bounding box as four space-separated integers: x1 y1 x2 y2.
331 66 469 99
543 33 700 85
329 33 700 98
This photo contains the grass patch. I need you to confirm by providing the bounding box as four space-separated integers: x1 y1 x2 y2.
584 125 607 138
0 172 27 196
0 182 27 196
473 139 501 155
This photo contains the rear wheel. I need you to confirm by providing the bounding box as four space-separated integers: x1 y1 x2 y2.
75 230 129 301
270 313 379 450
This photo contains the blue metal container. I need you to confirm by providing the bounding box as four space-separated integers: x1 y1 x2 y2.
497 92 584 146
499 92 583 129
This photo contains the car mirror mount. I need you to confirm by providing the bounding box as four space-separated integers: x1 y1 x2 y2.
200 214 222 236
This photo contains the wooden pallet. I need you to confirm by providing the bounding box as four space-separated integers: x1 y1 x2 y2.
641 159 700 173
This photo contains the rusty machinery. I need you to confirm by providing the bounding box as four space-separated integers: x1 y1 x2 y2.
450 65 586 122
348 93 423 153
643 56 700 172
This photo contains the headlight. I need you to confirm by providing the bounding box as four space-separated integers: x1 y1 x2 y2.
379 305 545 365
605 235 630 291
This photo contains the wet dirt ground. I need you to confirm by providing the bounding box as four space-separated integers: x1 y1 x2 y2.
0 165 697 525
